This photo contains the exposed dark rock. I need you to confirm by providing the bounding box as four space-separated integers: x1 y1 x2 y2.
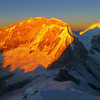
88 83 100 91
92 44 97 50
0 73 15 87
0 79 32 96
54 69 80 84
89 49 95 54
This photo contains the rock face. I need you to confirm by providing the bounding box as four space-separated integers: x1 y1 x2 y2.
0 17 75 72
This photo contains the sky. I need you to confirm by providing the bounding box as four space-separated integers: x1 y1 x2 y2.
0 0 100 31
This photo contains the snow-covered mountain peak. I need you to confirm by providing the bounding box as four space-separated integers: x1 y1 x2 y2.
80 22 100 35
0 17 76 72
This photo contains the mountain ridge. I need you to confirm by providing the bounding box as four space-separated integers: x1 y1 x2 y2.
0 17 76 72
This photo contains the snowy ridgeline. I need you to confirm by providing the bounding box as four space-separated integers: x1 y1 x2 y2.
79 27 100 65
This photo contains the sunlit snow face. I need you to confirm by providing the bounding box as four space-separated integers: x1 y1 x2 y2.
80 23 100 35
0 17 74 72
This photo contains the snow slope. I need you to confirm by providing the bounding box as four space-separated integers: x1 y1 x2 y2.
1 81 100 100
79 27 100 65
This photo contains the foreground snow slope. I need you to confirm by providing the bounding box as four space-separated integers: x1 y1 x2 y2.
1 81 100 100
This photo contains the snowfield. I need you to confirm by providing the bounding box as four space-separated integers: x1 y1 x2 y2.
1 81 100 100
79 27 100 65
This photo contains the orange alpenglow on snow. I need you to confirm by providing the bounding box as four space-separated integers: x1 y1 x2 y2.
0 17 75 72
80 22 100 35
